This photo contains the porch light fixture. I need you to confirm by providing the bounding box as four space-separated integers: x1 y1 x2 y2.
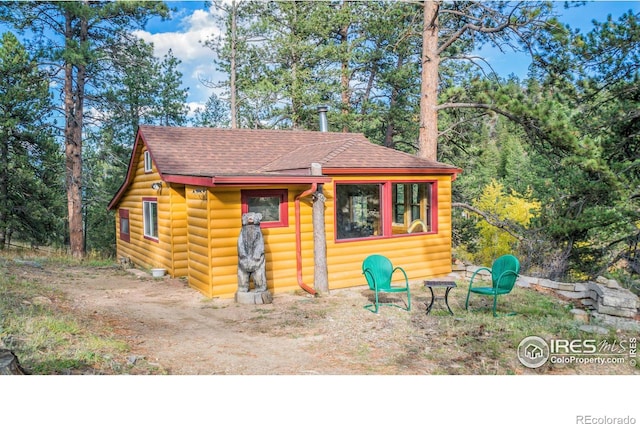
151 182 162 190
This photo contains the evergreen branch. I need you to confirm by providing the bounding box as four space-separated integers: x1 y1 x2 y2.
436 101 514 118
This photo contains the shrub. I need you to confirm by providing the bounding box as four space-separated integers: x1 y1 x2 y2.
473 179 540 266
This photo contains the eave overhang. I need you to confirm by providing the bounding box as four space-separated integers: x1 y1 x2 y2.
164 174 332 186
321 166 463 179
108 170 332 210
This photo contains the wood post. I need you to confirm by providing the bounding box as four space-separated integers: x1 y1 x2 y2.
310 163 329 294
312 185 329 294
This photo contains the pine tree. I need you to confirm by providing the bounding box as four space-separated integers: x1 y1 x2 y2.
0 32 63 249
0 1 170 258
192 93 230 128
84 36 188 255
419 1 556 160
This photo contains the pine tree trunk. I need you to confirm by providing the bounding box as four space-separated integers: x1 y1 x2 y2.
230 0 238 129
64 9 87 259
339 16 351 133
418 0 440 160
0 349 27 375
384 56 404 149
0 131 8 249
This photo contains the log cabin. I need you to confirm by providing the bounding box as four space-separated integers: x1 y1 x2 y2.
107 124 462 298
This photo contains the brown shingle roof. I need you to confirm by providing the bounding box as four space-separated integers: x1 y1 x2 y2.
138 125 459 177
108 125 462 210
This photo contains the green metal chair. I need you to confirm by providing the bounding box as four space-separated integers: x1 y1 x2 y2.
465 254 520 317
362 254 411 313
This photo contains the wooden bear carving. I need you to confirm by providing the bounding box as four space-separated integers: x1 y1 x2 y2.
237 212 267 292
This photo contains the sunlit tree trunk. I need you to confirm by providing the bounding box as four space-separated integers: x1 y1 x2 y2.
64 8 87 259
230 0 238 129
339 18 350 133
0 131 7 249
418 0 440 160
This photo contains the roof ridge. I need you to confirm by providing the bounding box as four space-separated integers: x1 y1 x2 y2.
317 137 359 165
255 145 305 173
139 124 366 136
256 138 359 172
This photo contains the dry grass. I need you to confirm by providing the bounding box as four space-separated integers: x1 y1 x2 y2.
0 255 164 374
225 281 638 375
1 250 638 375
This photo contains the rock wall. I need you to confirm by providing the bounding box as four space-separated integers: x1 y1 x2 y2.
451 264 639 330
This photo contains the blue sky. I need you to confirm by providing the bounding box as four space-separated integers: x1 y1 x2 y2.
1 1 634 112
479 1 639 78
135 1 638 112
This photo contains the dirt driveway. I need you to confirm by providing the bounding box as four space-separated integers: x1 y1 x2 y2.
5 258 638 424
41 264 441 375
8 260 639 376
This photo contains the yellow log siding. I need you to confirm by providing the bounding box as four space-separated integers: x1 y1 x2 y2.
115 145 174 274
196 177 453 298
186 186 212 296
323 175 454 290
169 185 188 277
207 186 311 298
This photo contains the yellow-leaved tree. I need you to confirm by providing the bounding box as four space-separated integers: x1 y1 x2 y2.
473 179 541 266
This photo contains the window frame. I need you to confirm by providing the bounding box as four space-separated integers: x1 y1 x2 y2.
144 150 153 173
241 189 288 229
334 180 437 242
334 183 384 241
391 182 433 234
119 209 130 243
142 197 159 242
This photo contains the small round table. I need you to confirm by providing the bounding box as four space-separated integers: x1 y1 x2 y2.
424 280 457 315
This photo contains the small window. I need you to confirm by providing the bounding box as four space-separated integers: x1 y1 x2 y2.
119 209 130 243
144 151 152 173
143 198 158 241
336 184 382 240
241 189 288 228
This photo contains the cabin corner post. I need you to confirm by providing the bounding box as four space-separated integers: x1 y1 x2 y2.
312 183 329 294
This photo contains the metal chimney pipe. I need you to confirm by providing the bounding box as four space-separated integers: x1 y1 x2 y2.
317 105 328 132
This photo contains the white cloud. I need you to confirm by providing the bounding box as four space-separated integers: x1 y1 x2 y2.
186 101 206 115
133 5 226 104
132 27 212 65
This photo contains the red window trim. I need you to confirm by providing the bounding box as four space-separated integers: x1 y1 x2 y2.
334 181 386 242
387 181 438 237
241 189 288 229
333 179 438 243
119 209 130 243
